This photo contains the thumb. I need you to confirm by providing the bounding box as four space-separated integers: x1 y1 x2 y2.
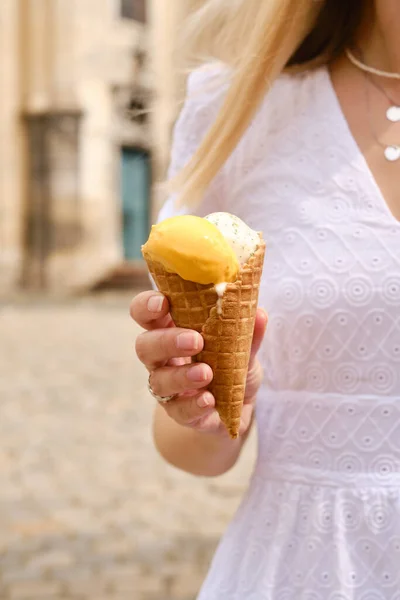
249 308 268 365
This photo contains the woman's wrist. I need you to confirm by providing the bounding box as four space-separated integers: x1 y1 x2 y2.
153 405 248 477
185 426 245 476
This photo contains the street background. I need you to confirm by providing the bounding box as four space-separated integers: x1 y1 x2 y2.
0 291 256 600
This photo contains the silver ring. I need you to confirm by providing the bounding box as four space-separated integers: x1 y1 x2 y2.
147 373 177 404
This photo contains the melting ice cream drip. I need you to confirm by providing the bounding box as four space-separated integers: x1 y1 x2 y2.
215 282 228 315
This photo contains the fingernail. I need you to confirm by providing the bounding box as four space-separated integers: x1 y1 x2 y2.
147 295 164 313
197 392 213 408
187 364 208 382
176 332 200 351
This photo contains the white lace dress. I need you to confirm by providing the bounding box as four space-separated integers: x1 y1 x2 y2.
159 65 400 600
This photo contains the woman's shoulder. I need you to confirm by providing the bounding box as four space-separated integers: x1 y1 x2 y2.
181 62 231 118
159 65 325 221
265 67 326 118
170 63 229 156
174 63 326 181
186 61 230 89
183 64 326 157
228 67 326 171
185 62 324 111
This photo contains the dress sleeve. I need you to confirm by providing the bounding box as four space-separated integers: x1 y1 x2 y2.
157 65 228 222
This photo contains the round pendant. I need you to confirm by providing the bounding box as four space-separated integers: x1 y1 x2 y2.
386 106 400 123
384 145 400 161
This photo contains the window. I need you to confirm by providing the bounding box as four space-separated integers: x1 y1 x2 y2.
127 96 148 125
120 0 146 23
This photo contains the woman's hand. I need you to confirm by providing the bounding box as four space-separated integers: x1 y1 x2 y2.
131 291 268 438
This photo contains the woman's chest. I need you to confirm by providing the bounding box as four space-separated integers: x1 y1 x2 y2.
230 153 400 289
228 163 400 394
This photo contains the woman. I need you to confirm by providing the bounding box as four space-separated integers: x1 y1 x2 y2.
131 0 400 597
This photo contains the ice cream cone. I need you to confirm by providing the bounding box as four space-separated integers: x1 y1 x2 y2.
145 236 265 439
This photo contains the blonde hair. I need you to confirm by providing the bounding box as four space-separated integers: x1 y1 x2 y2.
172 0 365 207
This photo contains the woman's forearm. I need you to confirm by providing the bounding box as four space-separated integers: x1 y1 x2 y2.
152 404 249 477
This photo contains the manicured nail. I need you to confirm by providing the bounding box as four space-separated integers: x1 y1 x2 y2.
147 295 164 313
197 393 213 408
187 364 208 382
176 332 200 351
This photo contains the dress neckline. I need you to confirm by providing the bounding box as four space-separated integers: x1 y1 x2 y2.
320 66 400 226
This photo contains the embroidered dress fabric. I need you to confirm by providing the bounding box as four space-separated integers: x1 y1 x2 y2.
159 66 400 600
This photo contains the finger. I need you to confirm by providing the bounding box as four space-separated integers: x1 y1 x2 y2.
163 391 216 426
188 409 222 433
150 362 213 397
136 328 204 369
244 360 263 401
193 403 253 436
249 308 268 365
168 357 190 367
190 403 254 437
130 291 172 331
238 402 255 436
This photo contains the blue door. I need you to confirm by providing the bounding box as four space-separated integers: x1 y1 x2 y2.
121 148 150 260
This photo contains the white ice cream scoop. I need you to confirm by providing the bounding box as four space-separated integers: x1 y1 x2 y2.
205 212 260 265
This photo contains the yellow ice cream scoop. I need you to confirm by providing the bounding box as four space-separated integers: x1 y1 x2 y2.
142 215 239 285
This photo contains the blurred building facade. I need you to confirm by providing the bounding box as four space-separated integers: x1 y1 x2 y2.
0 0 191 293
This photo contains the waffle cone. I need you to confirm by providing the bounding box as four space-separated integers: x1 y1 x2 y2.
145 237 265 439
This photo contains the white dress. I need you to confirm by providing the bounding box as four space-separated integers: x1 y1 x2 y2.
159 65 400 600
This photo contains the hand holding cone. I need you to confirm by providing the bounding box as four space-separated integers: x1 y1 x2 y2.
142 213 265 439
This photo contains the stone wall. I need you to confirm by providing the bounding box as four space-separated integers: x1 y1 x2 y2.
0 0 25 292
0 0 193 294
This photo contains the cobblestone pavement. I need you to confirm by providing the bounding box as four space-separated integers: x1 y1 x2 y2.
0 293 256 600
